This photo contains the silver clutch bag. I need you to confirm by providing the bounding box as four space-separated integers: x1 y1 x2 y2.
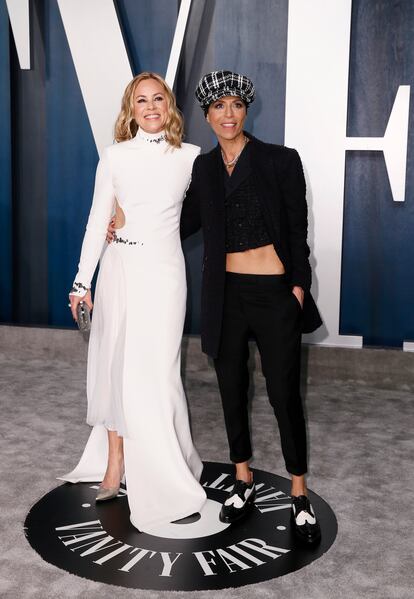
76 301 91 333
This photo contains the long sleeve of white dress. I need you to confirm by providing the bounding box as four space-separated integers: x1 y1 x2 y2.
70 148 115 296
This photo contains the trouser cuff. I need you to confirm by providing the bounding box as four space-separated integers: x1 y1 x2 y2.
230 453 253 464
286 465 308 476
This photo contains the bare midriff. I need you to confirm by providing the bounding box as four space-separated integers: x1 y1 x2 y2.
226 243 285 274
114 199 126 229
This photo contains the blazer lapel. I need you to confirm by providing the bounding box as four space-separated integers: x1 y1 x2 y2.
248 134 282 241
224 143 252 196
207 144 226 215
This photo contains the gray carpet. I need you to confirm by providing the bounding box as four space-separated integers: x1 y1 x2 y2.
1 329 413 599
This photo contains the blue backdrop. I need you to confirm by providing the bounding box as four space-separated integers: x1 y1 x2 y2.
0 0 413 348
341 0 414 346
0 0 11 322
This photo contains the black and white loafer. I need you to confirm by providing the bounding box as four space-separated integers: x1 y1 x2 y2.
291 495 321 545
219 480 256 524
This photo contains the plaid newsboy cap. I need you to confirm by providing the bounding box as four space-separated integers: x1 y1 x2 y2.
195 70 256 110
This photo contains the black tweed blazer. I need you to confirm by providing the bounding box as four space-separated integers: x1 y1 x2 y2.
181 132 322 358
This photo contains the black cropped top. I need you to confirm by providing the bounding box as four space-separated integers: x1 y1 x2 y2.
223 143 271 253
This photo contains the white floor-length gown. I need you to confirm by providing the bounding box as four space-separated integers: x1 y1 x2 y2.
60 128 206 533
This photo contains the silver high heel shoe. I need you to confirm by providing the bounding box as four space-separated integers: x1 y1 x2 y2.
96 464 125 502
96 485 120 502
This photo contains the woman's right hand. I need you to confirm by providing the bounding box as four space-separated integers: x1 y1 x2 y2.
69 290 93 322
106 217 116 243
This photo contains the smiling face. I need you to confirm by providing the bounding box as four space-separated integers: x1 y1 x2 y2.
206 95 247 143
133 78 168 134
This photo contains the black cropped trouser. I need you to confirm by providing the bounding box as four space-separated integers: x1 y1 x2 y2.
213 273 307 476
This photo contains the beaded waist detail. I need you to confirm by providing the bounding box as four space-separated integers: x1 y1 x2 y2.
113 232 143 247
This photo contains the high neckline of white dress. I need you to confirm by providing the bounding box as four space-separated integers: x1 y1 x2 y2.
136 128 166 144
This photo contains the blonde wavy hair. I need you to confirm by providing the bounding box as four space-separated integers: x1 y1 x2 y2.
114 72 183 148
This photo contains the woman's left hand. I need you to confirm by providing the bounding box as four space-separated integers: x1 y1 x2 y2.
292 285 304 309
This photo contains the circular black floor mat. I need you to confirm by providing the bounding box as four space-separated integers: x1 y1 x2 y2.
25 461 337 591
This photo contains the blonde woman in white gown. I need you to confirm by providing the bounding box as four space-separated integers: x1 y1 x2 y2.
63 72 206 533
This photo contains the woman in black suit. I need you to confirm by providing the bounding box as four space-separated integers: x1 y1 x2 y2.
180 71 322 545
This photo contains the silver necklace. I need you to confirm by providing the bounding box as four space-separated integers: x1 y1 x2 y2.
221 136 248 168
146 135 165 144
138 129 166 144
145 134 165 144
